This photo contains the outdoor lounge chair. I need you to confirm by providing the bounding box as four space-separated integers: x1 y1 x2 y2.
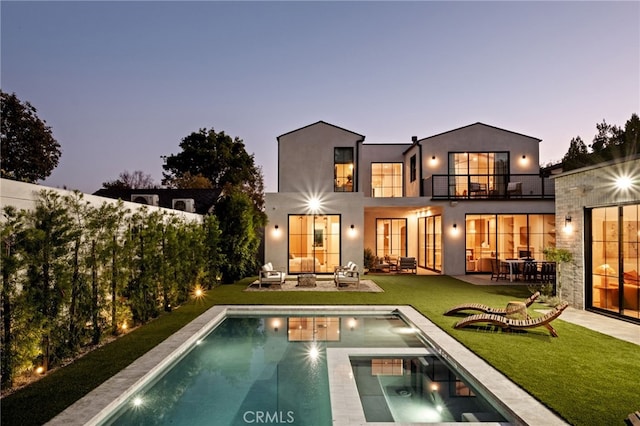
258 262 285 288
444 292 540 316
334 263 359 288
454 301 569 337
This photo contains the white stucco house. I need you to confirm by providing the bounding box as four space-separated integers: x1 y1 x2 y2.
264 121 556 277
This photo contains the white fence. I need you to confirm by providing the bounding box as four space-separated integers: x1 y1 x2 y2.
0 178 202 222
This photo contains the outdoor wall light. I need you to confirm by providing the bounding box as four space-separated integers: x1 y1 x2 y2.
453 223 457 229
431 155 436 160
615 175 633 190
274 224 279 230
563 215 573 234
350 224 355 229
522 154 526 159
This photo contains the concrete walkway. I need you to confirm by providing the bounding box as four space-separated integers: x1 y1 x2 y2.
453 274 640 346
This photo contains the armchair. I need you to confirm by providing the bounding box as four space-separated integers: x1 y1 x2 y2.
258 262 285 288
334 263 360 288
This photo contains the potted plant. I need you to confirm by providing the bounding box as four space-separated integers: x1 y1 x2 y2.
363 248 375 274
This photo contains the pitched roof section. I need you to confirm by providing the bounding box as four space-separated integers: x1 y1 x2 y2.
277 120 365 141
418 122 541 143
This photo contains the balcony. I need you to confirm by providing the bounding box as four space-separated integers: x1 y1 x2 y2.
426 174 555 200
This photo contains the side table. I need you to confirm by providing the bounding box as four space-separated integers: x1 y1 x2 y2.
297 273 317 287
505 301 528 320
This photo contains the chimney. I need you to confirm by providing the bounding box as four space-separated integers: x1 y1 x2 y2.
411 136 418 143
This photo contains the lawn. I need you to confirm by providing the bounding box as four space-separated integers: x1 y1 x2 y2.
2 274 638 425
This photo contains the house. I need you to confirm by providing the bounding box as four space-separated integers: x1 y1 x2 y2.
264 121 556 276
93 188 221 215
553 154 640 324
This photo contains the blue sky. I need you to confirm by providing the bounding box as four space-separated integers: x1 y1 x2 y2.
2 1 638 193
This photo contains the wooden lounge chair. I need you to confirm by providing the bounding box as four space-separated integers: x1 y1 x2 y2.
454 301 569 337
444 292 540 316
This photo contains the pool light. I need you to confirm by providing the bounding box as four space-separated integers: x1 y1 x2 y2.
132 396 143 407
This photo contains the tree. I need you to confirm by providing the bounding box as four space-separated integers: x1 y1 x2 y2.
561 113 639 171
562 136 589 171
215 189 261 283
166 172 213 189
101 170 156 189
1 91 61 182
161 128 265 209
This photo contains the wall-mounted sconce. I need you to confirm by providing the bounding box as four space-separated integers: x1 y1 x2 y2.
563 215 573 234
453 223 457 229
350 224 355 229
274 224 279 230
431 155 436 160
348 223 357 237
615 175 633 190
522 154 526 159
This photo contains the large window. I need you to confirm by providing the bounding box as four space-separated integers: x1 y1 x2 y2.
334 147 354 192
448 152 509 197
589 204 639 320
375 219 406 258
288 215 341 273
464 213 555 273
371 163 402 197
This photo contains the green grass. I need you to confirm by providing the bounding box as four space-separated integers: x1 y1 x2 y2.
2 275 638 425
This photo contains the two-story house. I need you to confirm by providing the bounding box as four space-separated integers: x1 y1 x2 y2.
264 121 555 276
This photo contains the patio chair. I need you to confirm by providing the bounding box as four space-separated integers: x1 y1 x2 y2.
490 258 507 280
334 263 360 288
454 301 569 337
444 292 540 316
398 257 417 274
258 262 285 288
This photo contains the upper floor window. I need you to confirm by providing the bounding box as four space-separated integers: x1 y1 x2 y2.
448 152 509 197
410 155 417 182
334 147 354 192
371 163 403 197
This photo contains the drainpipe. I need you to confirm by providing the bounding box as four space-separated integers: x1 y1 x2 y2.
411 136 424 197
418 139 424 197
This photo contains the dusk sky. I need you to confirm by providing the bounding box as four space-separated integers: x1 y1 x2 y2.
2 1 638 194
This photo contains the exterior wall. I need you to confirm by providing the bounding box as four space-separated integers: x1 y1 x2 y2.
277 122 364 193
0 179 202 222
554 157 640 310
359 143 410 197
403 144 421 197
265 191 365 271
419 123 541 178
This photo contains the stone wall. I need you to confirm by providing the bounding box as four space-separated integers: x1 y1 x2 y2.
554 157 640 309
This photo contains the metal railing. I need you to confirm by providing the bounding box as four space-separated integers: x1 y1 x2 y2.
425 174 555 200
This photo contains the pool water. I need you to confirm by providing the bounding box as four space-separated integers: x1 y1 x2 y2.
102 313 508 425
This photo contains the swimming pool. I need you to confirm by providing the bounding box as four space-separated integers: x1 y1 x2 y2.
48 306 566 426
